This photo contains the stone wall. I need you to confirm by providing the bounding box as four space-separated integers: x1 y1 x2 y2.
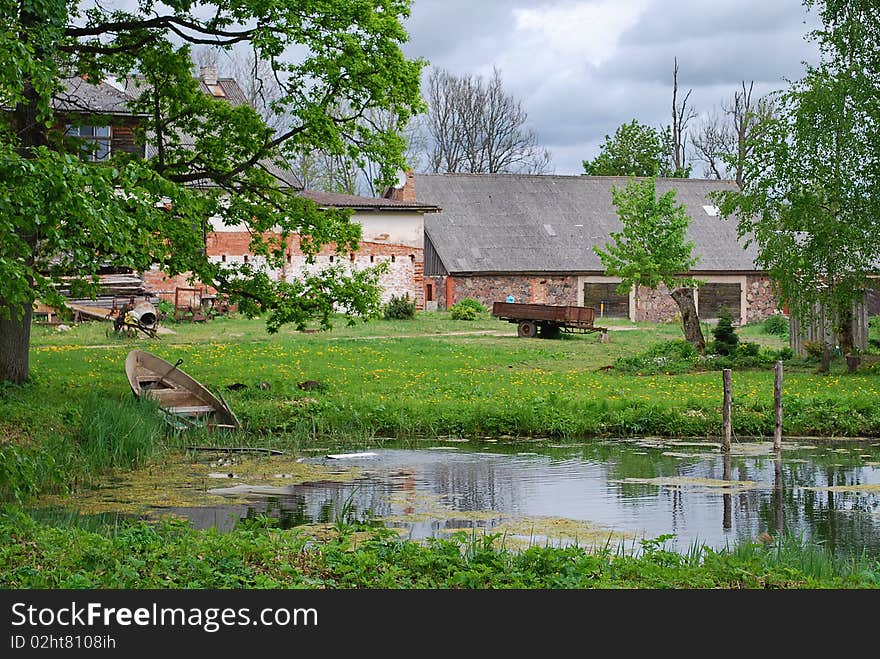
744 275 781 323
632 284 680 322
430 275 579 309
418 273 783 323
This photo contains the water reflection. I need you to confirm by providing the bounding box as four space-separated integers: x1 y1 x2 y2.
154 440 880 558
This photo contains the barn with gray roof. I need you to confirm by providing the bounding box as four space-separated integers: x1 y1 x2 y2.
387 173 781 324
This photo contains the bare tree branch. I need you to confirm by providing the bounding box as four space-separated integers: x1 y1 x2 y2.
424 67 552 174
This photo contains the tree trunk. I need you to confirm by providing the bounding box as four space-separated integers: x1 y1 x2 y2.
670 287 706 354
836 304 854 356
0 303 32 384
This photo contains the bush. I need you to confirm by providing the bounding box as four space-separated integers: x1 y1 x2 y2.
383 294 416 320
737 341 760 357
614 340 699 374
763 313 789 336
450 298 486 321
155 299 174 319
802 340 824 358
776 347 794 360
711 311 739 355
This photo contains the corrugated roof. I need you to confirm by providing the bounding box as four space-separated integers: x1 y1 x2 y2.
54 77 139 115
298 189 439 212
417 173 760 274
195 78 250 106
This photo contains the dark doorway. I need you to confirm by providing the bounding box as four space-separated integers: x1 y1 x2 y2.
583 282 629 318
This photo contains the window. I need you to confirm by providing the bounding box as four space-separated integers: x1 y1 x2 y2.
65 124 111 161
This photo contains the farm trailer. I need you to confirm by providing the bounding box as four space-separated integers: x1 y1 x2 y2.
491 302 608 339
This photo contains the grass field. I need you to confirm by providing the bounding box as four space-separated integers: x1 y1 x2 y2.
17 312 880 446
3 310 879 589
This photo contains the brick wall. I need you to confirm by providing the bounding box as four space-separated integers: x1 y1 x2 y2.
147 232 425 310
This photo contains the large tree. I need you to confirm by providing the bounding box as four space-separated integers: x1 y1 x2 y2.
424 67 551 174
583 119 682 178
715 0 880 361
594 177 705 353
0 0 424 383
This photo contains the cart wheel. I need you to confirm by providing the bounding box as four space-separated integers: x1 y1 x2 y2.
517 320 537 338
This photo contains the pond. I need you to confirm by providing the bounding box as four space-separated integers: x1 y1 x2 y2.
53 436 880 558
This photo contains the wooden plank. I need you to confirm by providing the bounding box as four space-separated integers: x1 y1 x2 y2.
722 369 732 452
774 361 783 451
167 405 216 415
67 303 113 321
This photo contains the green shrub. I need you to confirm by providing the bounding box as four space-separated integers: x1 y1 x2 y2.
763 313 789 336
802 340 824 358
776 347 794 360
737 341 760 357
155 299 175 318
614 340 699 374
383 294 416 320
450 298 486 321
711 311 739 355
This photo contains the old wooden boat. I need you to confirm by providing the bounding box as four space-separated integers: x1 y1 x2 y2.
125 349 240 430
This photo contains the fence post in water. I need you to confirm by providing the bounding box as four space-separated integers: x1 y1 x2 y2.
722 368 732 452
774 360 783 452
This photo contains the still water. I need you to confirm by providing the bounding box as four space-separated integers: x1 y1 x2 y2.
157 438 880 557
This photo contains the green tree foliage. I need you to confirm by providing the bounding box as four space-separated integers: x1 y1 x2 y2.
594 177 705 352
582 120 686 178
715 1 880 355
0 0 425 382
594 178 698 293
711 311 740 355
450 297 486 321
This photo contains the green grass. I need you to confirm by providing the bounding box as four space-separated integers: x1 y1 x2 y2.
1 508 877 588
74 392 165 474
4 313 880 590
4 312 878 503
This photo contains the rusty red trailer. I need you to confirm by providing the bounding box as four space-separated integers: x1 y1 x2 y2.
491 301 608 338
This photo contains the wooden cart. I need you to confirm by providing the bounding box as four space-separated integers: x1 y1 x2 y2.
492 301 608 339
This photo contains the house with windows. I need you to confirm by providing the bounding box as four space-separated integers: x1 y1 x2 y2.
54 69 439 311
387 172 780 324
56 75 146 160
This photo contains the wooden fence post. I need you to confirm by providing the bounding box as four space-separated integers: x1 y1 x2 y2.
722 368 732 452
774 360 783 452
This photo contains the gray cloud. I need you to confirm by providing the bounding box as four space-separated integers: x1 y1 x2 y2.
400 0 822 174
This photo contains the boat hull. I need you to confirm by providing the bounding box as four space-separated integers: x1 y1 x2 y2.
125 350 240 430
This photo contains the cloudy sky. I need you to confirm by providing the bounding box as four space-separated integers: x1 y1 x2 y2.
398 0 821 175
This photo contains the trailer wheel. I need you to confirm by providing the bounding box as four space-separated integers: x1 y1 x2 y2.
517 320 537 338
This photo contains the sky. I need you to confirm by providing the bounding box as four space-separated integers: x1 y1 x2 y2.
398 0 822 175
